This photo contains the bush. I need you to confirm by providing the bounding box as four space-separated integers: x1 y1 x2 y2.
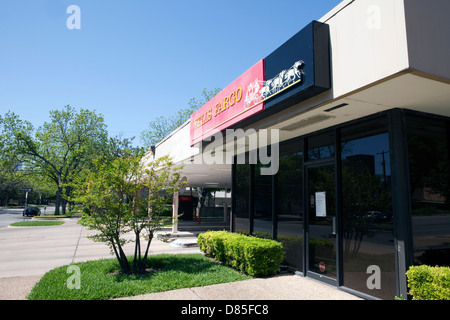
406 265 450 300
197 230 284 276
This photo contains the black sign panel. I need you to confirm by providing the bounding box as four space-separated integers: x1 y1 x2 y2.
263 20 331 111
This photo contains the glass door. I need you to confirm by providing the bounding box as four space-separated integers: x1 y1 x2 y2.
306 163 337 280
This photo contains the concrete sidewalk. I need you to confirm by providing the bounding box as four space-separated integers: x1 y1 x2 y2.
115 274 361 300
0 219 361 300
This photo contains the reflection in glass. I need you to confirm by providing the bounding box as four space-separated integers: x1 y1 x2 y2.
407 115 450 267
308 131 335 160
276 140 304 271
253 163 273 238
234 164 250 234
341 121 396 300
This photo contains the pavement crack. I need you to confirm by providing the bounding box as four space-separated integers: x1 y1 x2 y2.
71 225 83 264
189 287 204 300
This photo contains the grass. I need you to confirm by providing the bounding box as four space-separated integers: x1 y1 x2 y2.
10 221 65 227
27 254 252 300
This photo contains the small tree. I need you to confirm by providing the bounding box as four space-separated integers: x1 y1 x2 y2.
69 151 185 274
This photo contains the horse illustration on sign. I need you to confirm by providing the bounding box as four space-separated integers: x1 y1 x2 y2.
244 60 304 108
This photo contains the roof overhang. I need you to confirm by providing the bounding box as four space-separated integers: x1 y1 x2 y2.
172 70 450 188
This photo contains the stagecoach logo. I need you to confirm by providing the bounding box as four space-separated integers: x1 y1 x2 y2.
244 60 304 109
190 59 304 146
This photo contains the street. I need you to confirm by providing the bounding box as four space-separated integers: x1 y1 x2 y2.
0 206 56 228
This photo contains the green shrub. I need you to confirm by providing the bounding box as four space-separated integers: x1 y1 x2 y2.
197 230 284 276
406 265 450 300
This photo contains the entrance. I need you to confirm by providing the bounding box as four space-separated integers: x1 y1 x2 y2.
306 163 337 282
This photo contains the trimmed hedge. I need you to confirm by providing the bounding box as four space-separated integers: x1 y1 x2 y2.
197 230 284 276
406 265 450 300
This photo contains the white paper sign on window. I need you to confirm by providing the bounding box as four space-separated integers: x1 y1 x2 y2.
315 191 327 217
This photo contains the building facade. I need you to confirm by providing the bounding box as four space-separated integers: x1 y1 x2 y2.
150 0 450 300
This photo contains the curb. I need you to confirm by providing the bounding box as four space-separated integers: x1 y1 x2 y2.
156 229 199 248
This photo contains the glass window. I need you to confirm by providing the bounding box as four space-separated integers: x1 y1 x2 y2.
253 163 273 238
276 140 304 271
234 163 250 234
407 115 450 267
340 118 396 300
307 131 335 160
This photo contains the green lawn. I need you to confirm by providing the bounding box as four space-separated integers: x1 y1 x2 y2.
27 254 251 300
10 221 65 227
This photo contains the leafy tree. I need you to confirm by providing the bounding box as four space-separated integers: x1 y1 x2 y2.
1 112 58 205
0 160 23 206
140 88 221 147
0 113 30 205
2 106 109 214
24 173 57 205
69 150 186 274
341 166 391 255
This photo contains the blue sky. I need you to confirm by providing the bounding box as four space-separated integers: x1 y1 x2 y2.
0 0 342 147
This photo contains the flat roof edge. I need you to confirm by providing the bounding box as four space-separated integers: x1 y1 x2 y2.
155 119 191 148
319 0 355 23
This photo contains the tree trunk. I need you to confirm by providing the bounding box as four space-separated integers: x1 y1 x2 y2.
116 239 130 274
141 231 154 272
133 231 141 272
63 186 73 215
111 240 126 272
61 197 67 215
55 186 62 215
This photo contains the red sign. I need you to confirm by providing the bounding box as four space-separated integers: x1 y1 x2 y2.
190 59 265 146
319 262 326 272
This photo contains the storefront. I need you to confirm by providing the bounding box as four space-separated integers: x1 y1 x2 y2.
232 108 450 300
151 0 450 300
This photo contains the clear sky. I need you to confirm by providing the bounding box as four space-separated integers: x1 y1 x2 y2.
0 0 343 147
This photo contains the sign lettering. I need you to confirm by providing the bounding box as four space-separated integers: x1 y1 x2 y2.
190 60 265 146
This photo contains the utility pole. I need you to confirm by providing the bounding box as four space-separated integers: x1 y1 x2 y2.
377 151 388 187
22 188 32 207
